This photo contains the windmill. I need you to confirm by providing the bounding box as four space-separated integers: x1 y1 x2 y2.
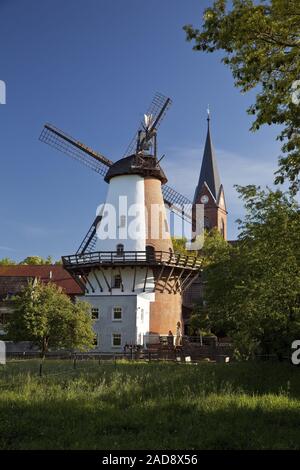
39 92 202 351
39 93 193 254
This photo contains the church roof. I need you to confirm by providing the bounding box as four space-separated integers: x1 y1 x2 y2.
193 117 221 203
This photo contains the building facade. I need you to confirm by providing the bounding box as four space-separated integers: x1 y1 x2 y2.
0 116 225 352
63 154 201 352
0 265 83 336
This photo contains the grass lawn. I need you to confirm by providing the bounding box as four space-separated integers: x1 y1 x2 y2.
0 359 300 450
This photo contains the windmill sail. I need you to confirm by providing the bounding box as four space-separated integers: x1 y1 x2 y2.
76 215 103 254
39 92 196 250
39 124 113 176
123 92 172 157
162 185 193 223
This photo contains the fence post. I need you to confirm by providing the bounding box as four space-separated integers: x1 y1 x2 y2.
73 354 77 370
39 362 43 377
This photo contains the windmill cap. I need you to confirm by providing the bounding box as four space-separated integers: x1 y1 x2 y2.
104 154 168 184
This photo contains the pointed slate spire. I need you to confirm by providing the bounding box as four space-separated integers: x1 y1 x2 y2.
193 111 221 203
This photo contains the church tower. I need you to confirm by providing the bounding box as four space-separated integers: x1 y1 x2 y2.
193 113 227 239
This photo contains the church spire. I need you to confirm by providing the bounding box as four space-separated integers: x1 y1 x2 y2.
192 110 227 239
193 110 221 203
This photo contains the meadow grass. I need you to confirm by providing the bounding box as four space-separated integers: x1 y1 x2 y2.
0 359 299 450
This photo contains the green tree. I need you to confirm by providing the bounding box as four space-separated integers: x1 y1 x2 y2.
188 229 232 337
205 185 300 359
201 228 231 268
20 256 53 265
172 236 187 254
184 0 300 192
0 258 16 265
6 281 95 356
189 304 210 336
171 236 201 257
172 230 228 336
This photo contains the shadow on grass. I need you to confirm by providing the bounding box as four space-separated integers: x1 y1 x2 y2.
1 361 300 450
1 392 300 450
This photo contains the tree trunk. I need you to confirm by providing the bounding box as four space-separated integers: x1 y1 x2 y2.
41 337 49 359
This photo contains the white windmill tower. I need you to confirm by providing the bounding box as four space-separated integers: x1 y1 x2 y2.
40 93 202 352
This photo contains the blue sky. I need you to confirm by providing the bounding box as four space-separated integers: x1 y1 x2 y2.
0 0 282 262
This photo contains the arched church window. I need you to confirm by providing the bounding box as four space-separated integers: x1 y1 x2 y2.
164 219 169 234
204 217 210 229
221 219 225 239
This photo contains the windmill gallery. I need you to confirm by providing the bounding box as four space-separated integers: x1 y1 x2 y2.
38 93 228 353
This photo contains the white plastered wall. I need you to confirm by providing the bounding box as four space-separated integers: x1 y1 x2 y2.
94 174 146 252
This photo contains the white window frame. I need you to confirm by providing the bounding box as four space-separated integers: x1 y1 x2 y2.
112 333 122 348
112 306 122 321
91 307 99 320
113 274 122 289
93 333 99 348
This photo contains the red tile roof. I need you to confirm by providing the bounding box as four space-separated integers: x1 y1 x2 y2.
0 276 33 297
0 265 83 295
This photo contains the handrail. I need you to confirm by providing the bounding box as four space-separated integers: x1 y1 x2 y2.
62 250 202 270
